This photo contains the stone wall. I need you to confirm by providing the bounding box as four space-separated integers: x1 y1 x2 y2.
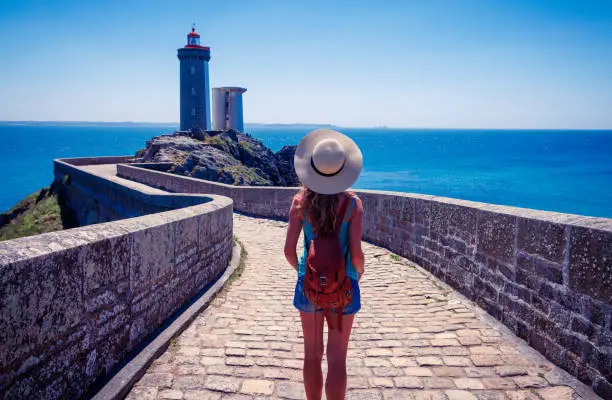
118 163 612 397
119 163 297 220
0 163 234 399
59 156 137 166
54 158 214 226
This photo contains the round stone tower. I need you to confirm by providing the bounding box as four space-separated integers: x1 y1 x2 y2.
177 26 211 131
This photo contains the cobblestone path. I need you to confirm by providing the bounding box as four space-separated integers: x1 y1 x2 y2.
127 214 599 400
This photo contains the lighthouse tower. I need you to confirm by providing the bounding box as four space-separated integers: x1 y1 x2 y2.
177 27 211 131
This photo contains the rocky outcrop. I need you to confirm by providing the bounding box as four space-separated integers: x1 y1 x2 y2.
136 130 299 186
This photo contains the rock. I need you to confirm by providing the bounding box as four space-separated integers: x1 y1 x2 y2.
136 130 299 187
276 145 299 186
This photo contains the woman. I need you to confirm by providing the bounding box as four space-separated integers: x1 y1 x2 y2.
284 129 365 400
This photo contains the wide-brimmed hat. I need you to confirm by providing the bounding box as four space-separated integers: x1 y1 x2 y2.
294 129 363 195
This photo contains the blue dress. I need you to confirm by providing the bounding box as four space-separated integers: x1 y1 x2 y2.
293 196 362 315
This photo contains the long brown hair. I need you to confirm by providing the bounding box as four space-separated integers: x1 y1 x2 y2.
294 185 343 237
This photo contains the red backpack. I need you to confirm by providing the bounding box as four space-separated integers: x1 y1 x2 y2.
303 197 353 332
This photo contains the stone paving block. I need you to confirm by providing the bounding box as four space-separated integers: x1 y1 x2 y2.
233 366 265 378
417 356 444 366
349 379 371 390
474 391 508 400
413 391 448 400
206 365 234 376
381 389 415 399
201 348 225 357
481 377 516 390
458 337 483 346
443 356 472 367
432 339 461 347
494 365 528 377
365 358 392 368
240 379 274 395
179 346 202 356
225 348 246 358
424 377 456 389
390 357 418 367
225 357 254 367
370 377 394 388
200 357 225 366
182 390 222 400
455 378 486 390
275 380 304 399
203 376 242 392
158 389 184 399
505 391 540 400
512 375 550 389
393 376 424 389
367 348 394 357
446 390 479 400
405 367 434 377
125 386 158 400
347 389 384 399
138 373 174 388
470 355 504 367
536 386 575 400
433 366 465 377
373 367 404 377
465 368 497 378
173 375 206 390
470 346 501 355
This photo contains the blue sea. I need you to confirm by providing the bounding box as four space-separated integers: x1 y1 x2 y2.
1 123 611 218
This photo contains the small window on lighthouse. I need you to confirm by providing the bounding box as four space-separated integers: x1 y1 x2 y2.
191 87 196 95
191 108 197 117
190 66 195 75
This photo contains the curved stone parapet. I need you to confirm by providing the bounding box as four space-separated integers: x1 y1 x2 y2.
118 162 612 397
0 159 234 399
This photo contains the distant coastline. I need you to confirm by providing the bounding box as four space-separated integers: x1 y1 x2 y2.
0 121 610 131
0 121 337 130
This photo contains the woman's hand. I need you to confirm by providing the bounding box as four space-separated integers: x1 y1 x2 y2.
349 197 365 277
284 197 303 270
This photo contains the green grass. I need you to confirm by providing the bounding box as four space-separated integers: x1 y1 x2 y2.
223 165 269 185
238 139 256 155
0 188 65 242
227 235 248 287
203 135 227 146
211 236 248 308
390 254 402 262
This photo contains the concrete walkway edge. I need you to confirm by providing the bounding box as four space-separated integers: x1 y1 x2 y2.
92 242 243 400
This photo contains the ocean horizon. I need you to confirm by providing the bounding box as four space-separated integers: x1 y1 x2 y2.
1 122 611 219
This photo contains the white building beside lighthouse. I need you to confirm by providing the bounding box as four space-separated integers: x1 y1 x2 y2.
212 87 247 132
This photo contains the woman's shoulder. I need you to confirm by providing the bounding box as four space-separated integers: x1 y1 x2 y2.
345 191 363 215
343 191 360 203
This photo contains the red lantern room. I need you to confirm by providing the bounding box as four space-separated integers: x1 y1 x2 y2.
185 27 209 49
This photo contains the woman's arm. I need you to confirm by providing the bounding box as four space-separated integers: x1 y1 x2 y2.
284 197 303 270
348 197 365 278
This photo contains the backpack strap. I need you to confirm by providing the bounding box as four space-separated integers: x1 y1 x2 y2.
333 197 351 237
344 196 357 223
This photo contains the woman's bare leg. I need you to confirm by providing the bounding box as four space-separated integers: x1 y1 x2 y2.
325 314 355 400
300 311 325 400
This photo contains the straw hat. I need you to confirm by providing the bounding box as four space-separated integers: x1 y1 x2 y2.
294 129 363 195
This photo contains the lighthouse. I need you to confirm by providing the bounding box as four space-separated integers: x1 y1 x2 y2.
177 27 211 131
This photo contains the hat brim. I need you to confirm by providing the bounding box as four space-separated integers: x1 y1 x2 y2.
294 129 363 195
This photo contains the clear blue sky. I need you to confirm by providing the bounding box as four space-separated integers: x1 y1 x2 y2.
1 0 611 128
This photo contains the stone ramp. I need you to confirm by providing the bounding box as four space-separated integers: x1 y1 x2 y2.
126 214 600 400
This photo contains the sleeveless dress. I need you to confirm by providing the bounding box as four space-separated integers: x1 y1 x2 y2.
292 195 362 315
